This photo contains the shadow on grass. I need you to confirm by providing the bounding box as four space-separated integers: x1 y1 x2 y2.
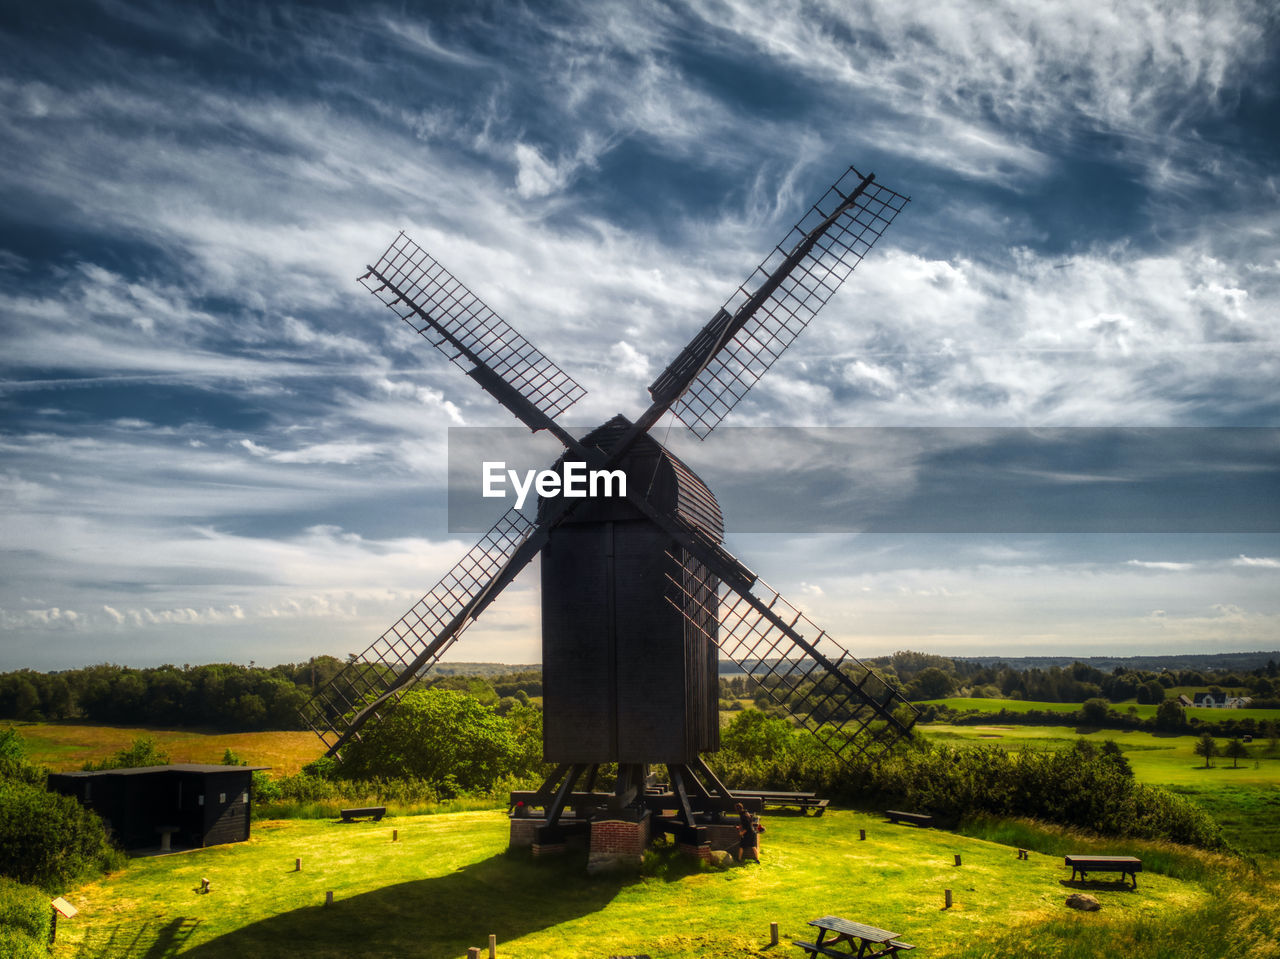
1059 879 1137 893
76 917 202 958
175 850 627 959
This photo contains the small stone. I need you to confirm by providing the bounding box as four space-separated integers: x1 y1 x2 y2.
709 850 733 868
1066 893 1101 911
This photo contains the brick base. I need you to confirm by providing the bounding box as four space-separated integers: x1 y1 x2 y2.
678 841 713 862
509 817 541 849
587 812 650 875
531 842 566 857
703 823 744 851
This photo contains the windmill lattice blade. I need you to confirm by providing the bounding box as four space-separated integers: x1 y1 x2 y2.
361 233 587 423
650 168 909 438
300 508 536 752
666 559 918 763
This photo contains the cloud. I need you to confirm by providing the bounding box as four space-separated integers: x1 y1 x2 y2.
1234 555 1280 568
610 341 650 380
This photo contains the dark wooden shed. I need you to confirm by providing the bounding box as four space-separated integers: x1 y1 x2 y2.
539 416 723 766
47 763 268 852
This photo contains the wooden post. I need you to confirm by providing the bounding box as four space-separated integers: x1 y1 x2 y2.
325 891 333 907
295 857 301 871
770 922 779 946
467 948 481 959
489 933 497 958
944 889 953 909
859 828 866 840
392 829 398 842
954 853 962 866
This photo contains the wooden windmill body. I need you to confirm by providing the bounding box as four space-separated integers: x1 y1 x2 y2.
540 418 722 767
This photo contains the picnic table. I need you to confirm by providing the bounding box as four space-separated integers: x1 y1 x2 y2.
793 916 915 958
1065 854 1142 889
733 789 829 815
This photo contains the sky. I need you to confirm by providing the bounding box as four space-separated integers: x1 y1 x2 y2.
1 0 1278 671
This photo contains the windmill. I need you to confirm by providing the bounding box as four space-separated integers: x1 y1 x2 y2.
301 164 917 849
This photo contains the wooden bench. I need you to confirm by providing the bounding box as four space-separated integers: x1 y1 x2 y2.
885 810 933 827
733 789 830 816
339 806 386 822
1065 854 1142 889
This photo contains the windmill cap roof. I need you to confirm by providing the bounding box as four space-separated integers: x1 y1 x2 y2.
540 414 723 539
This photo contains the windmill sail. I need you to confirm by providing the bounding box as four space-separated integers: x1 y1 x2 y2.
361 233 587 433
648 167 909 438
300 508 537 754
665 553 917 762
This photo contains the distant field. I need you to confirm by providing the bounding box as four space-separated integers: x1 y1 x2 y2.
917 723 1280 857
917 697 1280 724
916 724 1280 785
1 721 324 775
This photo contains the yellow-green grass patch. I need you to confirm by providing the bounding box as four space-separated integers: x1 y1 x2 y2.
2 721 324 775
56 809 1230 959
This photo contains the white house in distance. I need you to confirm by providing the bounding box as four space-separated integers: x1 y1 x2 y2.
1191 692 1253 709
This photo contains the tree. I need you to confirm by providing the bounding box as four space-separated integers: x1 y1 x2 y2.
1223 739 1249 769
1155 699 1186 732
1080 698 1110 726
1099 739 1133 778
338 688 519 794
1194 733 1217 768
908 667 954 701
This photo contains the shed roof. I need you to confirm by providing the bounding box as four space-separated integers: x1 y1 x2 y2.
51 763 270 778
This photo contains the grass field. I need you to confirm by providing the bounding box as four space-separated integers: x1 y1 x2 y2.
918 723 1280 858
57 808 1275 959
1 721 324 775
917 697 1280 724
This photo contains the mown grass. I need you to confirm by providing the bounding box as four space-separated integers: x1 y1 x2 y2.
57 808 1255 959
1 721 323 775
950 817 1280 959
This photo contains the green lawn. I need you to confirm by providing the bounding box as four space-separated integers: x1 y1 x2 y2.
916 697 1280 724
58 809 1269 959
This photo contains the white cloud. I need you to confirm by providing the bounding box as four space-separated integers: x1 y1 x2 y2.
1233 555 1280 568
610 341 650 380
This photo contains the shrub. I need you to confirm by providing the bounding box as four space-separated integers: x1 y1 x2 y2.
0 877 50 946
0 728 121 891
0 927 47 959
0 778 124 890
82 735 169 771
709 718 1225 852
337 690 546 795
